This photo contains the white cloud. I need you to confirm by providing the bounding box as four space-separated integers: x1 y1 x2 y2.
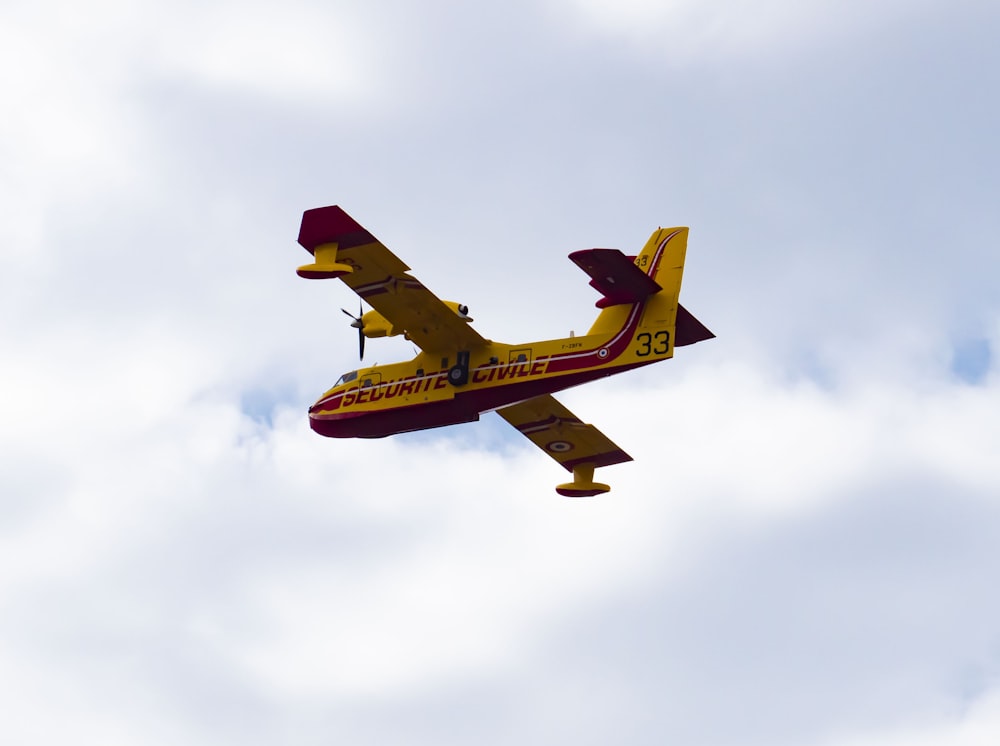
145 0 382 104
550 0 938 62
825 686 1000 746
0 3 147 266
0 0 389 269
2 0 999 742
4 312 998 733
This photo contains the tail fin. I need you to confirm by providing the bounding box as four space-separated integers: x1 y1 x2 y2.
582 227 689 337
635 226 688 307
634 227 688 335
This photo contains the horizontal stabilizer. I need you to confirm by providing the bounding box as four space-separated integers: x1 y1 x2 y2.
569 248 663 308
675 304 715 347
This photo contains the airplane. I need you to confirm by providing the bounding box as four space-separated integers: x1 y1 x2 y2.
295 205 714 497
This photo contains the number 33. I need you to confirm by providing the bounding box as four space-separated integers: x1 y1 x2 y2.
636 331 669 356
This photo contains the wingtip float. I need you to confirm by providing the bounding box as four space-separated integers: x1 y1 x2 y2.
295 205 714 497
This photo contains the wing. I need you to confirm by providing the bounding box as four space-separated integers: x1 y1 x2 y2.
496 394 632 496
297 206 489 353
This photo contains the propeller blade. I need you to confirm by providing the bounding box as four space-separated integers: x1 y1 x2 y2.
342 301 366 360
341 307 363 328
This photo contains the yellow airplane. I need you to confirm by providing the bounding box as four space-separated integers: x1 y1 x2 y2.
295 206 713 497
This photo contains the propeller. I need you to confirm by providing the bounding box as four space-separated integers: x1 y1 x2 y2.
341 302 365 360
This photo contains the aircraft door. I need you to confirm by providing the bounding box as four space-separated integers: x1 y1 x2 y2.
351 370 384 404
359 371 382 389
509 348 532 365
509 348 532 375
447 351 471 387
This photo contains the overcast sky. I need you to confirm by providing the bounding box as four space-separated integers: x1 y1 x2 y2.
2 1 999 744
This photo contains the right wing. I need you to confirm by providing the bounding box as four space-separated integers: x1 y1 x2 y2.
297 206 489 354
496 394 632 496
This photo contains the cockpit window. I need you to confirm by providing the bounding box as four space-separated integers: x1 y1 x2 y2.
335 371 358 387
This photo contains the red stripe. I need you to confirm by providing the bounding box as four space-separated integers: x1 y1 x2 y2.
563 449 632 470
355 276 425 298
544 229 680 374
515 414 584 434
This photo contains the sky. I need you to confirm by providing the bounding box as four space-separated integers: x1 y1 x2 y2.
2 0 999 744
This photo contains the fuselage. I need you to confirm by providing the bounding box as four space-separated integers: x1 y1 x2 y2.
309 301 666 438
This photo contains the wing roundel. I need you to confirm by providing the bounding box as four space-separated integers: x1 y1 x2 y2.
496 394 632 496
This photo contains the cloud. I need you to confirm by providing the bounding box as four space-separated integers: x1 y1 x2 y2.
144 0 383 105
550 0 941 62
3 0 1000 743
827 687 1000 746
4 316 999 743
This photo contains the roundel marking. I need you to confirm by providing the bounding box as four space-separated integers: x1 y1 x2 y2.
546 440 574 453
597 348 609 359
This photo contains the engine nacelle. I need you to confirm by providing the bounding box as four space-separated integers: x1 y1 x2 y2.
359 309 401 338
444 301 473 321
360 302 471 339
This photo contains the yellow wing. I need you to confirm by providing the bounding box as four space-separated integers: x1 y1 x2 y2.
297 206 489 354
496 394 632 497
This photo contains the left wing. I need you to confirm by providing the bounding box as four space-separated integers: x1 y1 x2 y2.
297 205 489 354
496 394 632 497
